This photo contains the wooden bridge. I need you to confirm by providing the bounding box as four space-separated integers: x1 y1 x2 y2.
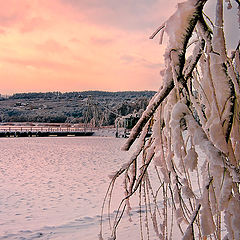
0 126 94 138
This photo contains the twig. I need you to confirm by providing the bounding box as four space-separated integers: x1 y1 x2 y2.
149 24 165 40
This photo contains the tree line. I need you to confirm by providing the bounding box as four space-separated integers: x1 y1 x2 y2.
0 91 155 125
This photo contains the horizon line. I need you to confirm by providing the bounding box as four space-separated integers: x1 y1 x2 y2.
1 89 157 97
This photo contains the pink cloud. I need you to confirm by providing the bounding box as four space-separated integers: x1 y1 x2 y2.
36 39 69 53
69 38 82 43
90 36 114 46
2 57 75 72
0 0 30 27
20 17 50 33
58 0 174 31
0 0 72 33
0 28 6 34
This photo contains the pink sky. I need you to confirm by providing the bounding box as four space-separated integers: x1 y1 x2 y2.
0 0 239 94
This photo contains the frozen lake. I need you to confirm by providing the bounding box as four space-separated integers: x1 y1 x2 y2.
0 137 142 240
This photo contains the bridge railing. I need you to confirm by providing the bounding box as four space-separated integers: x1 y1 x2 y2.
0 126 94 133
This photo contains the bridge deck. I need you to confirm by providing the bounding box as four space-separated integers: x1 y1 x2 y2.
0 126 94 137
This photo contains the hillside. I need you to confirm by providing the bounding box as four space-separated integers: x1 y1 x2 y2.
0 91 156 126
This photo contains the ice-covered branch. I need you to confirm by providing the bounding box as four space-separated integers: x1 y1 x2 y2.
122 0 208 151
184 38 205 79
122 81 174 151
102 1 240 239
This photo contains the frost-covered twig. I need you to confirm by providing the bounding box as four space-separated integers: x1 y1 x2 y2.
182 177 213 240
149 24 165 40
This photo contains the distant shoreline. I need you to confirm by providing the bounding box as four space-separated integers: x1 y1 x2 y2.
0 90 154 126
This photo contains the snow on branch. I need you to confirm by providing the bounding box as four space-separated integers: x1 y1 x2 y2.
101 0 240 239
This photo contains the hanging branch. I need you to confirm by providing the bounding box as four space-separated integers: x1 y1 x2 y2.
100 1 240 239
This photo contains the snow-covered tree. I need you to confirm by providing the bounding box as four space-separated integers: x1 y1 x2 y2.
100 0 240 239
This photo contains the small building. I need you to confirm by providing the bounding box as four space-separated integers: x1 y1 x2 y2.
123 113 140 129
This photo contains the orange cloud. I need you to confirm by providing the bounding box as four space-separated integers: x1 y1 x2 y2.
36 39 70 53
0 0 236 95
0 0 176 94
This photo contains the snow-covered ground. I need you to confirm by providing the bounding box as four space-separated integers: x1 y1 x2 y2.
0 136 143 240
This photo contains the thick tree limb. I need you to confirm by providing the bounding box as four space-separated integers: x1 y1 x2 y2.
122 80 174 151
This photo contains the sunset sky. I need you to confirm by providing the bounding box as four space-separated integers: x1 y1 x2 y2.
0 0 239 95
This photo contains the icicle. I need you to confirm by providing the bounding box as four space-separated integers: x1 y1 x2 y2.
201 160 209 183
182 225 194 240
182 178 195 198
209 184 217 215
174 186 180 204
200 187 216 236
228 196 240 237
184 147 198 172
153 149 170 183
219 170 233 211
182 204 201 240
224 211 234 240
175 207 185 225
209 119 229 154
